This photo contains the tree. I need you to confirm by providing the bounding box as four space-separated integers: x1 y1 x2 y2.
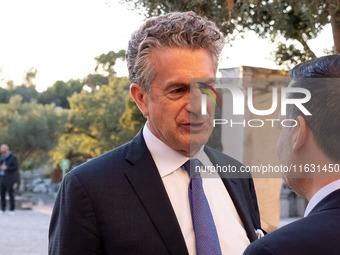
120 95 146 135
50 49 145 167
95 50 126 76
51 77 136 166
0 68 39 103
38 79 84 108
0 95 66 168
0 87 14 103
84 74 109 92
123 0 339 66
6 80 15 90
13 85 38 102
23 67 38 87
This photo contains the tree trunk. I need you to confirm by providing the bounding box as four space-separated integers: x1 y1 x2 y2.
329 0 340 53
296 35 317 59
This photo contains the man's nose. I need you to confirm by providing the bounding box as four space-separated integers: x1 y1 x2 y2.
185 87 202 115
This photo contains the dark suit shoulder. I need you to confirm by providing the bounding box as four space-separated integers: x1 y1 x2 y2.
6 154 18 162
5 154 19 172
71 142 130 175
66 131 150 195
51 131 183 254
244 208 340 255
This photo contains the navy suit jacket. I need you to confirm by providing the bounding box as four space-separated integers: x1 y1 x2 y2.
0 153 19 185
49 130 261 254
244 188 340 255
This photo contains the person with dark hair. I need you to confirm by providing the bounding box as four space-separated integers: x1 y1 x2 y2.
49 11 262 255
0 144 19 215
243 54 340 255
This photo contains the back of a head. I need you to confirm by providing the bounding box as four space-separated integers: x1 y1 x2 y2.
127 11 224 93
289 55 340 162
290 54 340 78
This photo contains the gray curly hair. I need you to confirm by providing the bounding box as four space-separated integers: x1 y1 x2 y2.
127 11 224 93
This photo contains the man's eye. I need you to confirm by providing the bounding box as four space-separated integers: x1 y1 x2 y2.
167 87 187 100
172 88 185 93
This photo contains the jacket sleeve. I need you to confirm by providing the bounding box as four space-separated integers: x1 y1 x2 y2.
248 177 262 230
243 240 275 255
48 171 102 255
6 155 18 172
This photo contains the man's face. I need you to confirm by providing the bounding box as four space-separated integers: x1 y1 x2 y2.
145 47 216 156
276 114 304 193
0 146 8 156
276 116 293 186
276 115 292 167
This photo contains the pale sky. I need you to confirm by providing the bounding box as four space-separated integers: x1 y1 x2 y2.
0 0 333 92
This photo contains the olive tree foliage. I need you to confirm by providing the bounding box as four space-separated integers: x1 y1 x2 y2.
51 49 145 166
50 76 144 166
0 95 66 169
123 0 339 67
120 95 146 134
0 49 145 169
0 87 14 103
38 79 84 108
0 67 84 107
23 67 38 87
95 49 126 76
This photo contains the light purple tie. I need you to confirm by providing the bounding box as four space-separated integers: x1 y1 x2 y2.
183 159 222 255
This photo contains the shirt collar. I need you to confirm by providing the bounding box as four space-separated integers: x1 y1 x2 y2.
304 179 340 217
143 123 189 177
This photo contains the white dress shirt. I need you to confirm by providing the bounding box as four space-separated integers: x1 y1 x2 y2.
143 124 250 255
304 179 340 217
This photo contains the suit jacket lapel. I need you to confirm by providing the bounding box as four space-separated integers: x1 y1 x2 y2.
204 146 258 242
124 131 188 255
220 178 258 242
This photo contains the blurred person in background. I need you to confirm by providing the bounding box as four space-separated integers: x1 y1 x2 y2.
0 144 19 214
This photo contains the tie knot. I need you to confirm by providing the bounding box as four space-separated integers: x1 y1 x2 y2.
183 159 201 178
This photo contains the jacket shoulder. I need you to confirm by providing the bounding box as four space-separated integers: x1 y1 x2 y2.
68 130 147 183
245 210 340 255
70 142 130 178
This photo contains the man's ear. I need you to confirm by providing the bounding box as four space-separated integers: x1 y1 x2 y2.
130 83 149 117
291 116 307 153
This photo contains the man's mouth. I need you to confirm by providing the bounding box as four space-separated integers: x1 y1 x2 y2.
190 123 203 127
183 122 204 126
182 122 206 132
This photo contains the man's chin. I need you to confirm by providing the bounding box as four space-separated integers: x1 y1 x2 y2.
173 132 210 155
189 135 209 150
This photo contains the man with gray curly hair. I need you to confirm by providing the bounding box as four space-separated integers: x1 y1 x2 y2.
49 11 261 255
